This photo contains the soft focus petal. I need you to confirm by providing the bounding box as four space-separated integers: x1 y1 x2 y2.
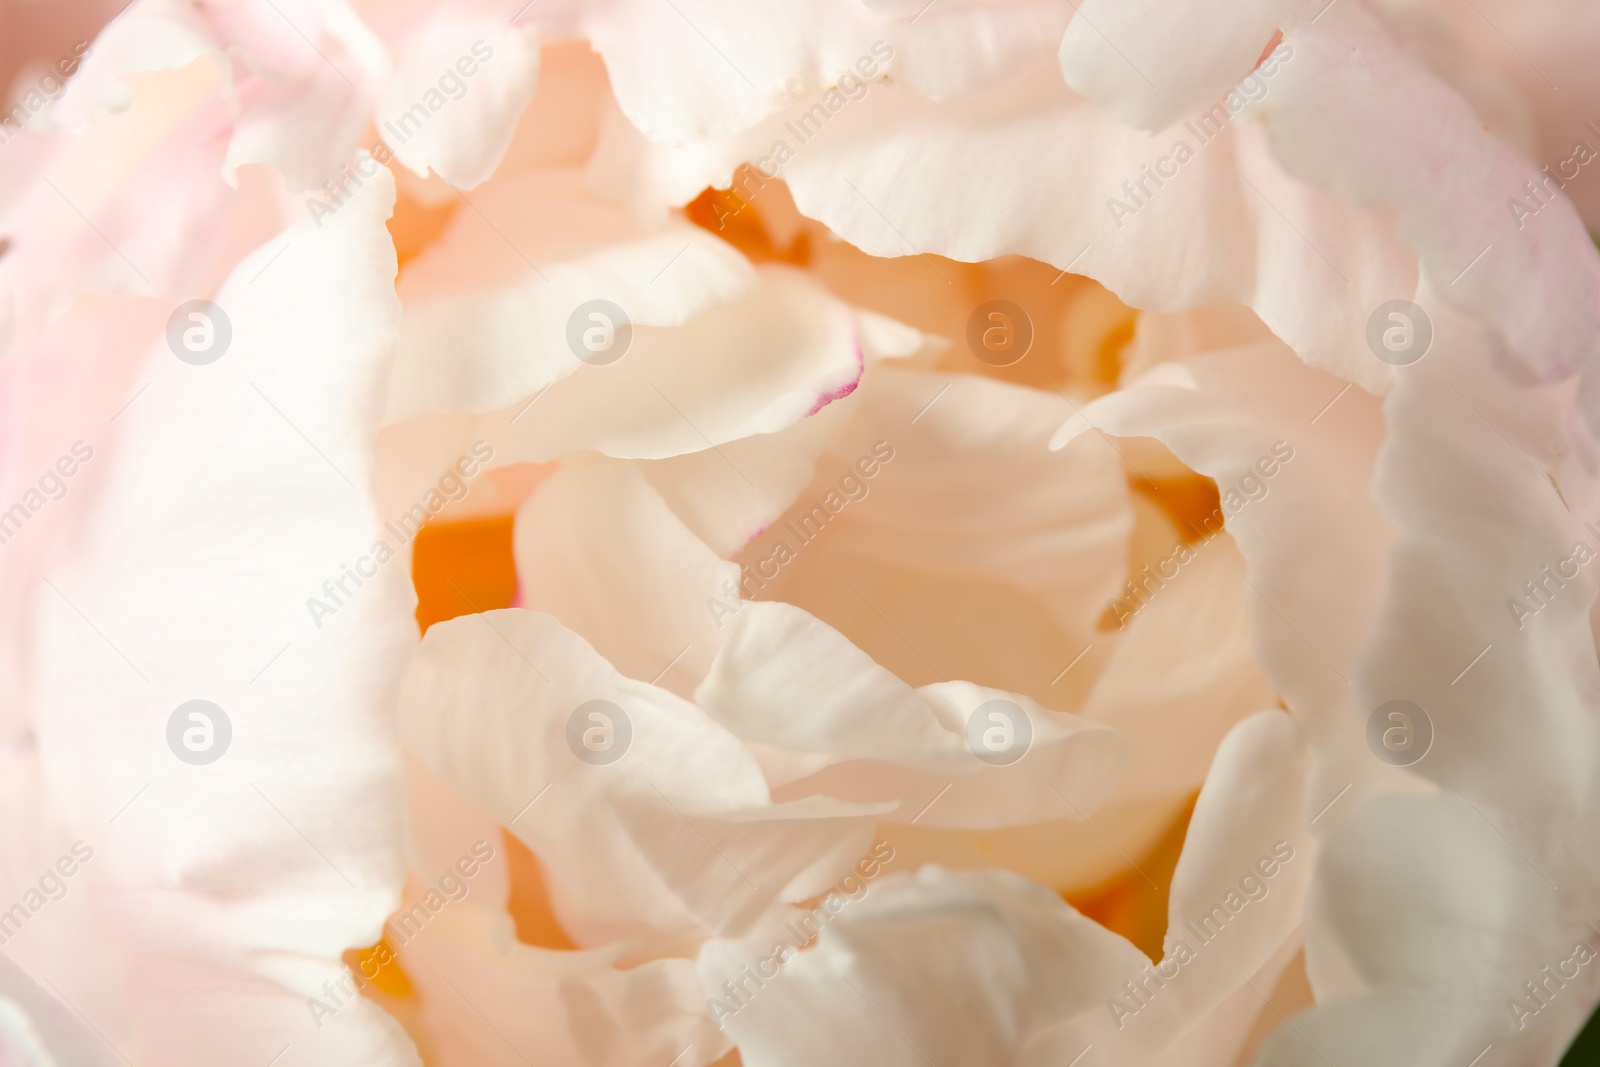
28 163 417 1065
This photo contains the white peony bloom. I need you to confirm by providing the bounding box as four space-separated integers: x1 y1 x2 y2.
0 1 1597 1066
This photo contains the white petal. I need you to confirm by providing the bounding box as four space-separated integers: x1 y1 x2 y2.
696 600 1131 829
377 24 540 189
1059 0 1302 131
397 608 884 944
1080 528 1277 801
29 163 418 1064
701 866 1147 1066
593 71 1415 393
1357 288 1598 823
387 169 756 421
514 460 738 695
391 759 731 1067
396 902 730 1067
550 0 1071 144
1066 339 1398 830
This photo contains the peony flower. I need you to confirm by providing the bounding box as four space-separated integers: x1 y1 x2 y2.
1 1 1598 1066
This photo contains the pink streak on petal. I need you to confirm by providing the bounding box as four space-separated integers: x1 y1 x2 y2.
738 522 771 553
807 335 865 417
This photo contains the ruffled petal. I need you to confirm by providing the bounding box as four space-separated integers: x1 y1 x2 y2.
1255 794 1580 1067
56 0 390 192
699 866 1147 1066
396 903 730 1067
542 0 1071 144
696 600 1131 829
1058 0 1300 131
397 607 884 944
1037 710 1314 1059
1357 287 1597 824
514 460 739 695
375 23 540 189
591 69 1415 394
388 756 732 1067
1061 338 1398 828
1256 6 1600 387
1 65 288 352
1079 529 1277 801
386 172 756 421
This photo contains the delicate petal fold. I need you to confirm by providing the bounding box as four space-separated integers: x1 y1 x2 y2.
398 607 884 944
696 600 1131 829
376 23 540 189
1357 287 1598 824
699 866 1147 1067
1062 339 1396 826
1059 0 1304 131
592 71 1414 393
545 0 1072 144
515 461 739 695
1038 710 1314 1059
1257 6 1600 389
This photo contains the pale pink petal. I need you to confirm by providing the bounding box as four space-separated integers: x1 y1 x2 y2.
55 0 389 191
2 63 288 351
28 163 418 1066
1356 288 1596 824
1255 794 1581 1067
1256 6 1600 387
389 756 732 1067
747 368 1130 704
